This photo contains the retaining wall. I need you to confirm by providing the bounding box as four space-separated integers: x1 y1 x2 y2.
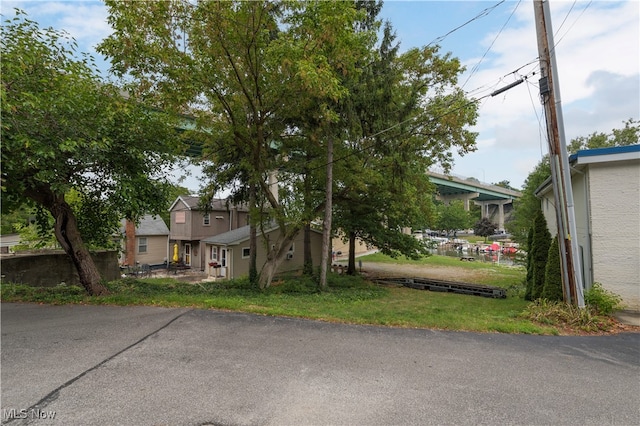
1 251 120 287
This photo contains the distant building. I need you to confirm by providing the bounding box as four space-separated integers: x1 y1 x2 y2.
120 215 170 267
536 145 640 311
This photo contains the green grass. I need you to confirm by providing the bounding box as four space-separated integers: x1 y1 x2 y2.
0 254 613 335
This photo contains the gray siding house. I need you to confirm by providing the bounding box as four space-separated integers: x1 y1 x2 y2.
168 196 249 270
202 225 324 280
121 215 170 267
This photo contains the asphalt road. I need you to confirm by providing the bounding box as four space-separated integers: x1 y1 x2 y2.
2 303 639 426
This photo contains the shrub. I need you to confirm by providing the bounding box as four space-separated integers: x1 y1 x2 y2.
522 299 617 332
542 236 563 301
524 226 534 300
584 283 623 315
529 210 551 300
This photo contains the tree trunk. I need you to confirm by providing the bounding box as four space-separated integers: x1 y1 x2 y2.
29 189 109 296
258 229 299 289
347 231 357 275
249 183 258 286
303 223 313 275
319 133 333 290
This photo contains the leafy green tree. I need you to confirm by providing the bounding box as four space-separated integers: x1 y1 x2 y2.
0 205 32 235
99 1 372 289
332 9 475 274
506 158 551 245
473 217 497 241
2 11 179 295
529 210 551 300
542 235 563 302
567 118 639 153
435 201 471 237
493 180 517 191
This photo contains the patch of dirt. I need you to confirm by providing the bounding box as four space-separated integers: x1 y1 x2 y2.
345 261 488 283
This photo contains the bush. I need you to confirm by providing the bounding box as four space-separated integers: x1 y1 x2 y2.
585 283 623 315
529 210 551 300
542 236 563 301
522 299 617 332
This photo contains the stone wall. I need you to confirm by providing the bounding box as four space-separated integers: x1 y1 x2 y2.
1 251 120 287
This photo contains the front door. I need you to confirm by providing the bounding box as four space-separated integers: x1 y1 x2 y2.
185 243 191 266
220 248 227 277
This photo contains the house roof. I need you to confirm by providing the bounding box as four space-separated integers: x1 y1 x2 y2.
569 144 640 165
202 224 322 247
168 195 249 212
535 144 640 197
202 225 252 246
120 215 169 236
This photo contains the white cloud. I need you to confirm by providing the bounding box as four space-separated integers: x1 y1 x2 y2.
2 1 110 52
451 0 639 188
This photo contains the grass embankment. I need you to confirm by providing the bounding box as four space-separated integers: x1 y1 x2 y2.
0 254 623 335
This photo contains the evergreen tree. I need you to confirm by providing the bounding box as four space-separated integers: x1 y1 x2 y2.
542 236 563 301
530 210 551 300
524 226 535 301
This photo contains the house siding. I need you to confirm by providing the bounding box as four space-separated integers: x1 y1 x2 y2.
135 235 168 265
205 228 323 280
169 197 249 271
588 161 640 310
170 199 194 240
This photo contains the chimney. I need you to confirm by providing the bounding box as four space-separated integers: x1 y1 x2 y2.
125 220 136 266
268 170 278 203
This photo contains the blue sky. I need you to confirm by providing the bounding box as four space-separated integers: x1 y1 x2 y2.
3 1 639 191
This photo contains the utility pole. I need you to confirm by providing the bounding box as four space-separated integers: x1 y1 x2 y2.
533 0 585 307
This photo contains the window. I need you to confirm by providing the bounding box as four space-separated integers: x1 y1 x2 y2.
138 237 148 253
210 246 218 261
175 211 186 224
242 247 250 258
203 213 210 226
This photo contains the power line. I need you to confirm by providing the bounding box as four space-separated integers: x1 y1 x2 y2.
426 1 507 48
461 0 523 90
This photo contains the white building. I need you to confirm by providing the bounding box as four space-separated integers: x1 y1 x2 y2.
536 145 640 312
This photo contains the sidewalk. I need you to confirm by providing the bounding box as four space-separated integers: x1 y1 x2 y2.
615 310 640 327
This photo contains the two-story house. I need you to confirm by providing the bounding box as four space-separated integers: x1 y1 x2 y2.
168 196 249 270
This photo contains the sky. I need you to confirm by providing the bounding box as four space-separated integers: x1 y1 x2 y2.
3 0 639 191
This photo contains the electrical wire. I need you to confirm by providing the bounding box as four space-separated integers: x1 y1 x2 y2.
551 0 592 53
461 0 523 91
426 0 507 48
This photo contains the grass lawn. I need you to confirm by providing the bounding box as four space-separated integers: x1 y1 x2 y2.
0 254 623 335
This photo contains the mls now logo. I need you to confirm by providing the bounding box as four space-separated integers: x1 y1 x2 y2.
2 408 56 420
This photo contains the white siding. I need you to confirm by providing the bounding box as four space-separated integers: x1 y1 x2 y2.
588 161 640 310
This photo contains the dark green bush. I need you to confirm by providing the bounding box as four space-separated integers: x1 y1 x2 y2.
542 236 563 301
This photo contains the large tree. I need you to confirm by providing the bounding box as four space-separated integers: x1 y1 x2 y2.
2 11 179 295
99 0 372 289
331 13 477 274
